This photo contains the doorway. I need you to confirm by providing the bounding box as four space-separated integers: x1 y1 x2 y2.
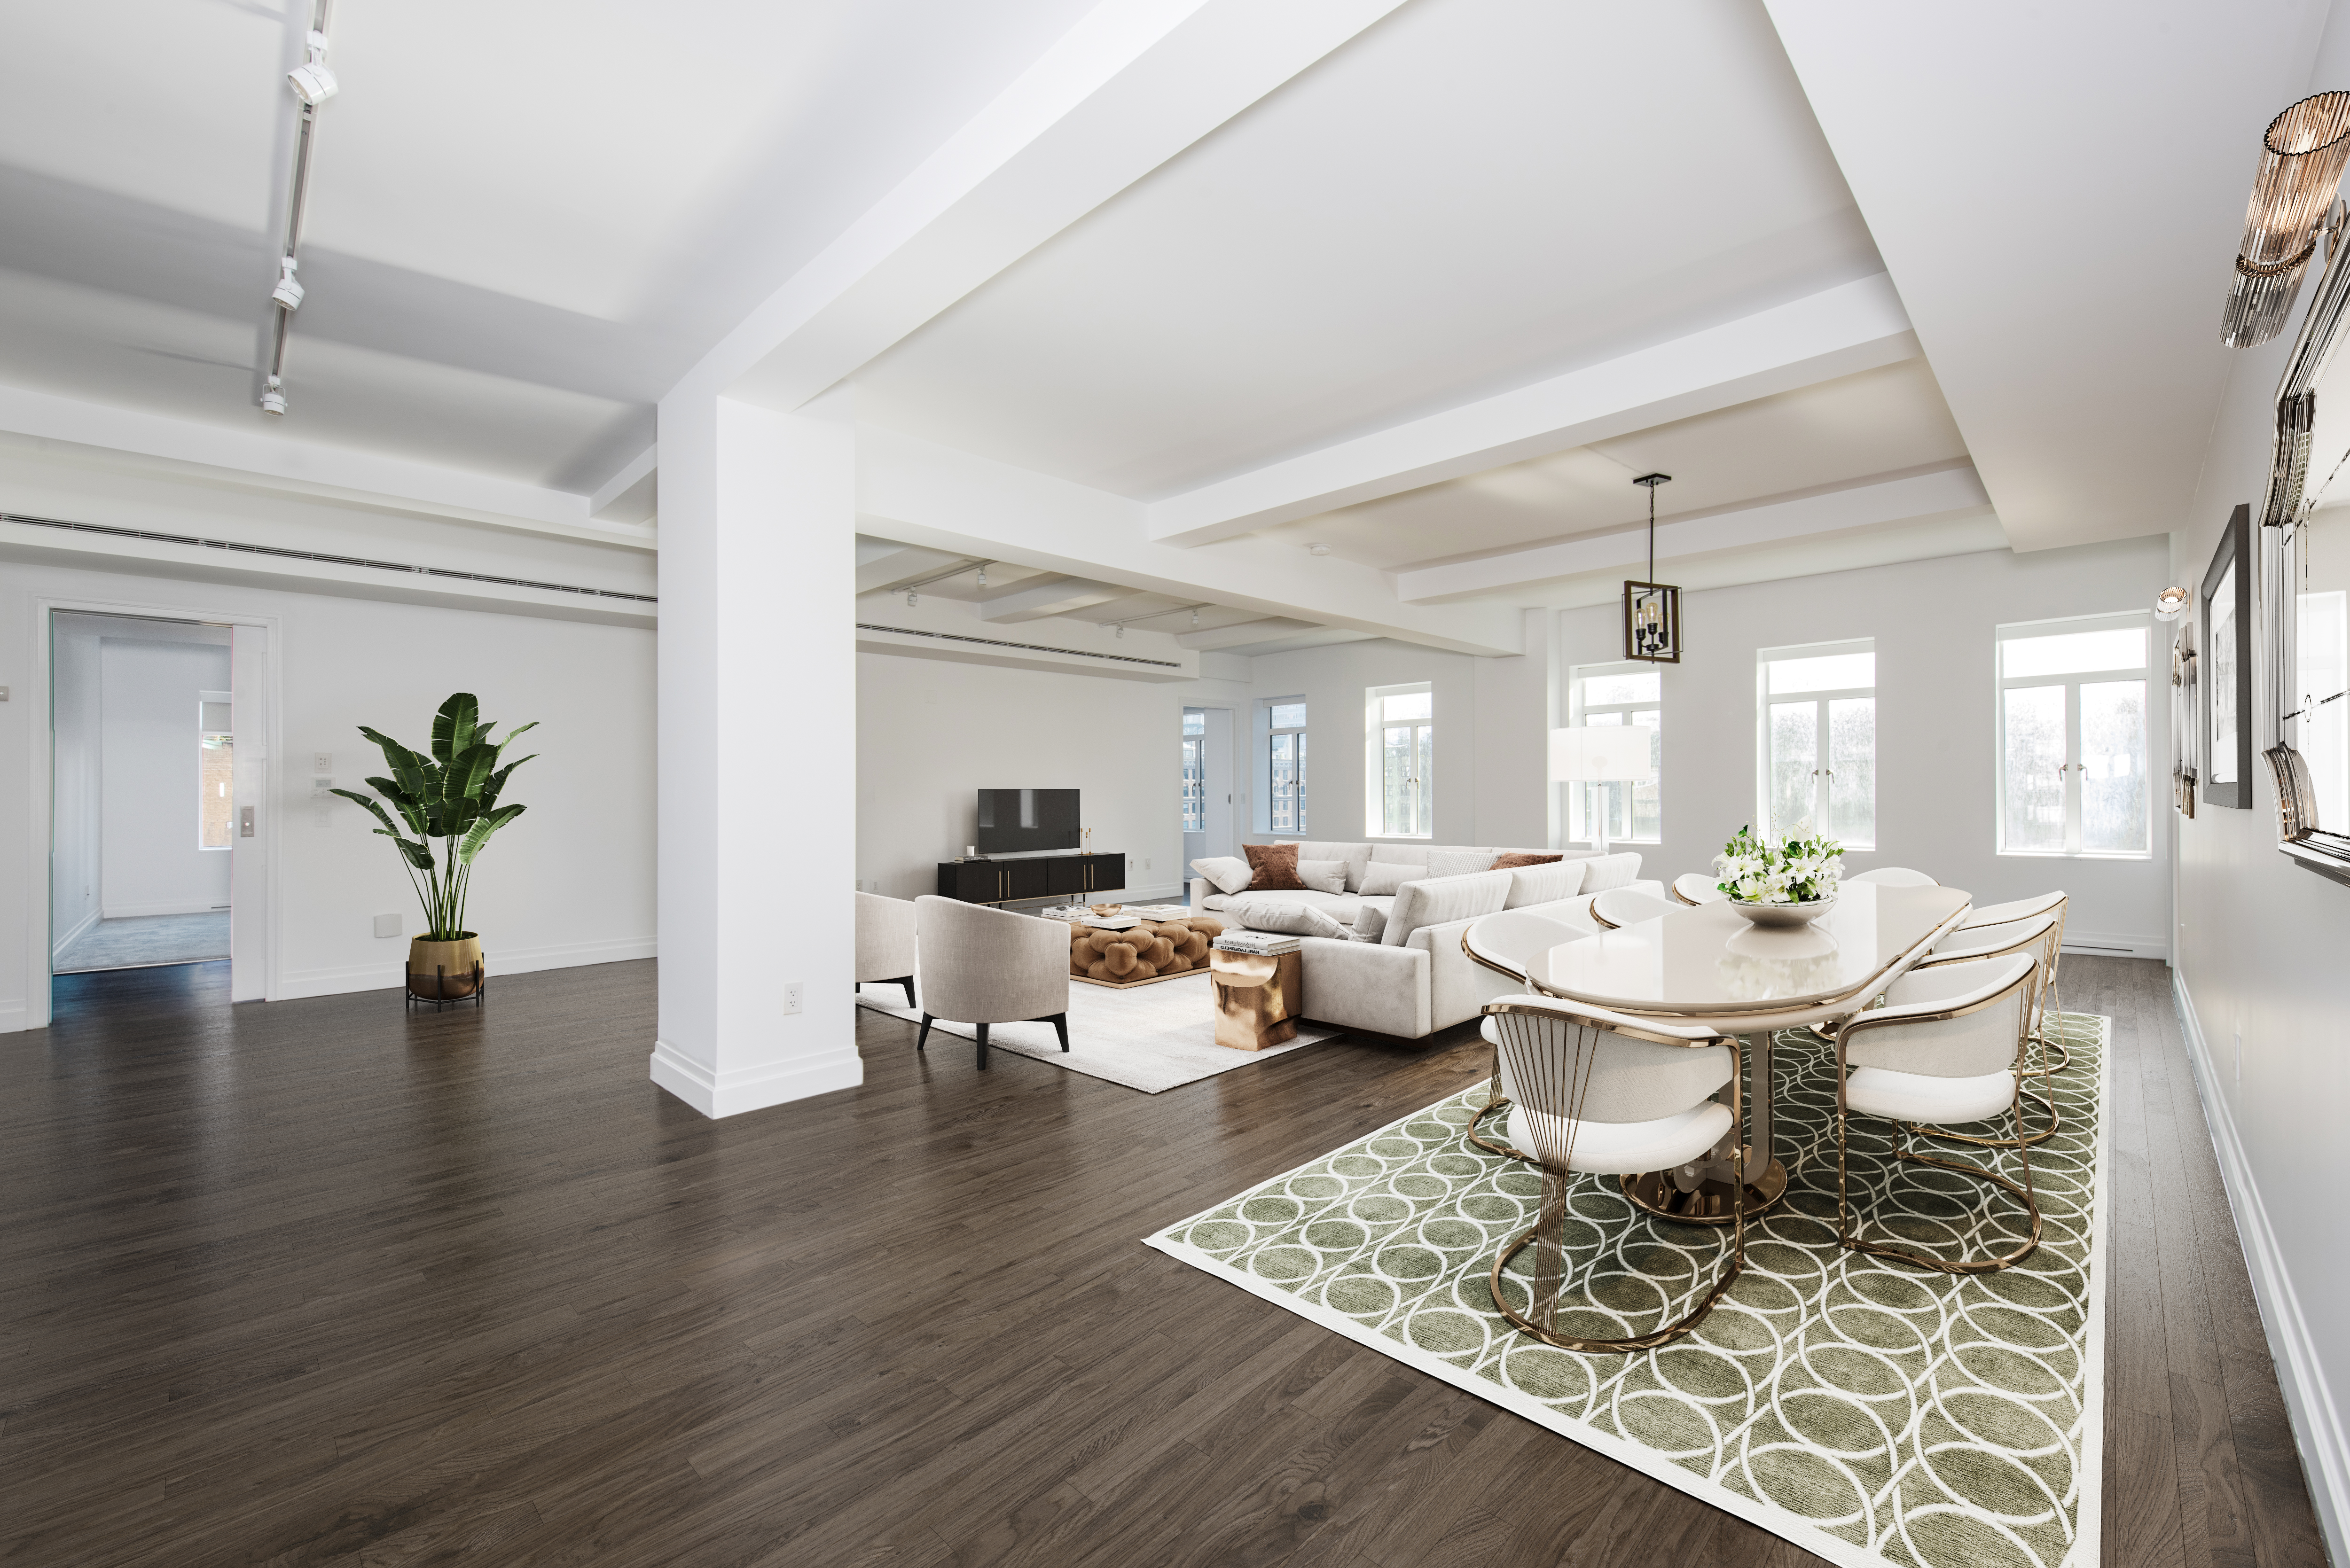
37 607 274 1020
1182 707 1235 869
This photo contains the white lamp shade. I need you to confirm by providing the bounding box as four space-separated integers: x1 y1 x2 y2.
1549 726 1651 783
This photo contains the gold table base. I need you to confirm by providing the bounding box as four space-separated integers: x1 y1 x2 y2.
1621 1158 1788 1226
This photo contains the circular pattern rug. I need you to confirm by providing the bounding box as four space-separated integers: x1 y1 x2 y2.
1146 1013 2108 1568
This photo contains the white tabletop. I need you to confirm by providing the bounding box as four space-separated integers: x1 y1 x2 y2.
1525 882 1972 1018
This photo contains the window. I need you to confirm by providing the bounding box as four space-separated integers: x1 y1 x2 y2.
1366 683 1434 837
199 693 232 850
1266 700 1307 834
1759 642 1874 848
1568 663 1661 843
1996 616 2150 857
1182 710 1205 833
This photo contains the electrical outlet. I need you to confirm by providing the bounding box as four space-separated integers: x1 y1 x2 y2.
783 981 803 1015
313 752 333 772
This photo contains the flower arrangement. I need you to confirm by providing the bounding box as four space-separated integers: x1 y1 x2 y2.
1714 825 1843 905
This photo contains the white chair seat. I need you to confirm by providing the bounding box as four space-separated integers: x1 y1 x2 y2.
1592 888 1678 928
1845 1065 2015 1124
1672 873 1725 905
1849 866 1937 887
1959 891 2064 928
1505 1100 1733 1177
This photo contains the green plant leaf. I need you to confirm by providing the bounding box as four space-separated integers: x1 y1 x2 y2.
477 754 536 811
456 803 525 864
449 740 499 804
373 827 435 870
331 788 404 836
432 693 479 764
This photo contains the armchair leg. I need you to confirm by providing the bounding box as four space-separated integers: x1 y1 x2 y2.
917 1014 933 1052
975 1022 989 1071
896 975 917 1009
1044 1013 1069 1052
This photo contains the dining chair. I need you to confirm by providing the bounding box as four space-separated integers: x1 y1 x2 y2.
1848 866 1939 886
1591 888 1678 928
1959 891 2070 1065
1914 910 2062 1147
1482 994 1744 1351
1670 873 1725 905
1833 952 2041 1274
1461 910 1587 1162
911 897 1071 1070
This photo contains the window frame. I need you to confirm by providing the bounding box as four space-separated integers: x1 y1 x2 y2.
1567 660 1662 845
1755 639 1876 849
1364 682 1434 840
1994 611 2154 860
1263 697 1307 835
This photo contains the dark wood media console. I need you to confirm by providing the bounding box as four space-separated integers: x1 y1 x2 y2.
935 853 1126 905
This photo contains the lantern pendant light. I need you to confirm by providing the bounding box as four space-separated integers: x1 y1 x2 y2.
1623 473 1682 663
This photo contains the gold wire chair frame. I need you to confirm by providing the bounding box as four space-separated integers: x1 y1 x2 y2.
1908 912 2065 1150
1480 999 1745 1352
1831 970 2044 1275
1459 929 1541 1163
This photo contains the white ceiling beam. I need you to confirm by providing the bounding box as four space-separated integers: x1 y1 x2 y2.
977 576 1129 623
1145 273 1918 547
588 445 658 525
858 425 1522 657
1175 616 1320 650
855 543 972 595
0 383 654 551
1393 463 1990 603
675 0 1415 410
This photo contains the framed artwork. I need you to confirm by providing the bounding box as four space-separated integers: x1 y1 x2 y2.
2202 503 2253 809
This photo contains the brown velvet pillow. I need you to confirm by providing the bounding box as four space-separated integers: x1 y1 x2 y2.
1243 842 1307 890
1489 852 1563 869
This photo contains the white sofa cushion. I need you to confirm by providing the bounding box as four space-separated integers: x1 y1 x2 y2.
1297 841 1374 891
1426 849 1497 878
1296 858 1348 893
1359 861 1422 897
1211 888 1359 924
1190 856 1253 895
1353 901 1387 940
1578 852 1644 893
1225 898 1352 940
1502 859 1586 908
1382 869 1513 946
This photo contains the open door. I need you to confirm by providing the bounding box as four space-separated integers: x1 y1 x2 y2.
229 623 270 1001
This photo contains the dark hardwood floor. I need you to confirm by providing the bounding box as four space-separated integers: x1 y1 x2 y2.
0 956 2326 1567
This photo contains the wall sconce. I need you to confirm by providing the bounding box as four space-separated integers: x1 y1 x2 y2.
2155 585 2190 621
2223 92 2350 347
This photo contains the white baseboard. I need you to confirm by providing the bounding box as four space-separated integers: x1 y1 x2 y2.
649 1037 864 1118
102 900 231 919
275 935 657 1000
2173 972 2350 1568
2062 928 2169 961
0 998 24 1034
51 908 99 959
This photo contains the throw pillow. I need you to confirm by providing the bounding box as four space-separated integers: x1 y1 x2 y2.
1225 898 1348 940
1490 851 1562 869
1358 860 1419 897
1243 842 1307 890
1352 902 1388 940
1189 855 1253 896
1426 849 1497 879
1296 858 1348 893
1580 853 1639 893
1502 858 1586 909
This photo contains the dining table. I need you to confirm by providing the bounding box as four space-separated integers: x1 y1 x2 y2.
1520 881 1974 1223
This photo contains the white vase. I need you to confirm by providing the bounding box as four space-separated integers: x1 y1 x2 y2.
1726 894 1836 929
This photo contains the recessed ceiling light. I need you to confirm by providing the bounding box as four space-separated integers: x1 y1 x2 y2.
287 31 338 105
271 257 303 311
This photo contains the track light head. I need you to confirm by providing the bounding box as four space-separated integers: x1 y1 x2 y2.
259 375 286 416
976 565 987 587
906 589 918 608
287 31 337 105
1115 624 1124 639
271 256 303 311
1191 608 1199 627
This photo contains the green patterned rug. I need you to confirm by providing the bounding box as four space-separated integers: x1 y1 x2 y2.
1147 1013 2109 1568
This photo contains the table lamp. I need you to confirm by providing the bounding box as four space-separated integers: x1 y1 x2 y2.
1550 726 1652 857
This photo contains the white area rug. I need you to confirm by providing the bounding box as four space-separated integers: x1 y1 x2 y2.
855 973 1342 1092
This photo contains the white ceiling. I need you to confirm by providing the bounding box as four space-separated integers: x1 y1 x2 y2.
852 0 1880 499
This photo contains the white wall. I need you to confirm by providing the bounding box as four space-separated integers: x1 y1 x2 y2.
856 651 1190 904
99 636 233 918
2172 318 2350 1562
1560 541 2173 954
0 558 657 1029
49 620 100 951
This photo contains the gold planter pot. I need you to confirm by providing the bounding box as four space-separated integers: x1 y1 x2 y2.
408 934 484 999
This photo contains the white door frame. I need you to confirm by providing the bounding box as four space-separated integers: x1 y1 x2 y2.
22 594 283 1028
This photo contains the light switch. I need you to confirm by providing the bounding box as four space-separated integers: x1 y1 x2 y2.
239 806 255 838
313 752 333 772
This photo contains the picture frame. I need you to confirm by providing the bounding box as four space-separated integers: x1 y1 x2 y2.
2201 503 2253 809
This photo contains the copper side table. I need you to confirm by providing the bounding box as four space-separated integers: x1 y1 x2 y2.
1208 948 1302 1051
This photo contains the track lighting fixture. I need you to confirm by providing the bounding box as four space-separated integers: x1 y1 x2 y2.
260 376 286 416
1191 608 1199 627
287 31 338 105
975 565 987 588
1115 624 1124 639
906 590 918 608
271 257 303 311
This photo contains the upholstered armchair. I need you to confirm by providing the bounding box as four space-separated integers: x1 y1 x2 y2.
855 892 918 1008
911 897 1071 1071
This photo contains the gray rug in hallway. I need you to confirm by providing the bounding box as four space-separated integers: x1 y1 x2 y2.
55 913 231 972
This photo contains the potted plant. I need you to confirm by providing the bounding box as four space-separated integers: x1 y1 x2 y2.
331 693 536 999
1713 824 1843 928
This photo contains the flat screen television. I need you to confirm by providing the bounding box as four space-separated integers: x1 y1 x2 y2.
975 788 1079 855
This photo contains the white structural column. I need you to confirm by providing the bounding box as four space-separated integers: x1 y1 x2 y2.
651 390 862 1116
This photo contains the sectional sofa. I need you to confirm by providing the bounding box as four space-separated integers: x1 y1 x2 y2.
1188 840 1660 1041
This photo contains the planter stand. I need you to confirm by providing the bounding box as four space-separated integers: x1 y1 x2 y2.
406 961 487 1012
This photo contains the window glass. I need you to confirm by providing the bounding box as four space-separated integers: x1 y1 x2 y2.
1768 651 1874 694
1269 702 1306 729
1182 711 1204 736
1767 702 1817 837
1581 671 1658 706
1381 691 1432 723
2001 686 2066 852
1827 698 1876 844
2080 680 2148 852
1570 665 1662 843
2002 627 2146 679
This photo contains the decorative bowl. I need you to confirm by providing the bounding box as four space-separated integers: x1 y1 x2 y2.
1725 894 1836 929
1089 903 1123 917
